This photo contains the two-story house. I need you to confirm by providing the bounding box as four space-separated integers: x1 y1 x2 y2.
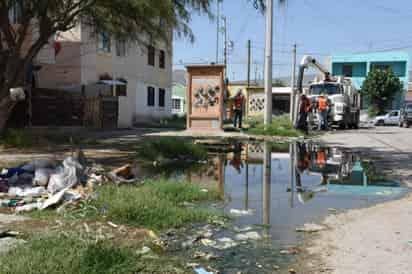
35 22 172 128
331 51 409 109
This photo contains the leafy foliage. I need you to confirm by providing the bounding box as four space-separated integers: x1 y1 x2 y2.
361 68 403 114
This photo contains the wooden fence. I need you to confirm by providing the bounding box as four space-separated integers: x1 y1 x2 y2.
8 88 118 129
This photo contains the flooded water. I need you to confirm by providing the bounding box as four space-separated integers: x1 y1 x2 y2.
143 141 408 273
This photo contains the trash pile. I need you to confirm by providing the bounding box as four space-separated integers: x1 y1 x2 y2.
0 151 136 213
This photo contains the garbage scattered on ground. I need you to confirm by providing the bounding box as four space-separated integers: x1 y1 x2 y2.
296 223 326 233
279 247 300 255
194 267 214 274
107 164 136 184
288 268 297 274
229 208 255 216
233 226 254 233
328 208 338 212
235 231 262 241
0 151 138 213
137 246 152 255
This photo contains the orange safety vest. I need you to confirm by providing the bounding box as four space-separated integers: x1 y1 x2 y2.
318 97 327 111
316 151 326 168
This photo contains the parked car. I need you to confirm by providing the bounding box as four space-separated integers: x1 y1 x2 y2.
373 110 400 126
399 103 412 128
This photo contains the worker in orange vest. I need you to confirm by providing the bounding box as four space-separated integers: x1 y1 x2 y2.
233 89 245 129
317 93 329 130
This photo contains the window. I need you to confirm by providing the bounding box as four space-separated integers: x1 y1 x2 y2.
158 88 165 107
172 99 181 110
116 39 127 57
147 45 155 66
159 50 165 69
98 32 111 53
342 65 353 77
147 86 155 106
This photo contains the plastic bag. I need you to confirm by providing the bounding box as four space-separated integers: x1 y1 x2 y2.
8 186 46 197
20 159 57 173
47 157 83 195
33 168 54 186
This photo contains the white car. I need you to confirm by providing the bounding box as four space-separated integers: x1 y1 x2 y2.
374 110 400 126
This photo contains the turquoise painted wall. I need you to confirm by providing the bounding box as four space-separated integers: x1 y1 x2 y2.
331 51 409 109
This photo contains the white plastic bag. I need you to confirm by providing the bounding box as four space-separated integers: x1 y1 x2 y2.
8 186 46 197
47 157 83 195
33 168 54 186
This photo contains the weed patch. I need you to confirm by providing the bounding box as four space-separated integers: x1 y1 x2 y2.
0 234 188 274
247 115 302 137
137 138 208 163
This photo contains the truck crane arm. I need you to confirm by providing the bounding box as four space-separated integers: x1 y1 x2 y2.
297 55 331 94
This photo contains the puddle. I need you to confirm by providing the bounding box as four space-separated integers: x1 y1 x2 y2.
142 141 408 273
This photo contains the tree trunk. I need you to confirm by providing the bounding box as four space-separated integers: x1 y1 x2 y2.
0 96 15 135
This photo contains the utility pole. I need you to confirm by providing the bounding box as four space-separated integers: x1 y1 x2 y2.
247 40 251 87
222 15 228 79
264 0 273 127
290 44 297 122
216 0 220 63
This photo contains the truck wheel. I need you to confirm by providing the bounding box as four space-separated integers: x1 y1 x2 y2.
406 123 410 128
377 120 384 126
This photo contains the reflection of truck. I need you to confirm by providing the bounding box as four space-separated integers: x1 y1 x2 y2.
297 56 361 129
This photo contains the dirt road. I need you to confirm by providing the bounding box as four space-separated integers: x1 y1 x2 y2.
304 126 412 274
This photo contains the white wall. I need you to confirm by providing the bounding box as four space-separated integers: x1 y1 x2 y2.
115 39 172 126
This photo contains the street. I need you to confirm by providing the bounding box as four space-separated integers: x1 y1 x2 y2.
303 126 412 274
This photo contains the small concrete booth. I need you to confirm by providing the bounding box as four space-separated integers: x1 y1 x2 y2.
186 64 225 131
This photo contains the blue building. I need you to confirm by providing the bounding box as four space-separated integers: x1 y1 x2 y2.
331 51 409 109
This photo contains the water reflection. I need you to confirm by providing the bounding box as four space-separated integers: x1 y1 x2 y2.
173 141 407 244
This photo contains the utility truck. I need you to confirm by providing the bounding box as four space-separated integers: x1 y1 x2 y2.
296 55 361 129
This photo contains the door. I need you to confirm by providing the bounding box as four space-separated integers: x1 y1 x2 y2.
388 111 400 125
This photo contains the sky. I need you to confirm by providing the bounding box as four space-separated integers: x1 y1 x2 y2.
173 0 412 81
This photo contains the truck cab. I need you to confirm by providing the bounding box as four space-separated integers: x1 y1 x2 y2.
308 79 360 129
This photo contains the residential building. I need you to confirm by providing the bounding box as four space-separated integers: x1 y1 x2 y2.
35 22 173 128
331 51 409 109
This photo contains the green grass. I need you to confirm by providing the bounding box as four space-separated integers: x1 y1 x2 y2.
90 180 221 231
33 179 223 232
137 137 208 163
0 234 188 274
247 115 303 137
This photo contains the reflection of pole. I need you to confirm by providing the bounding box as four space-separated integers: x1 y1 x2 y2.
263 141 271 225
290 143 295 208
218 155 225 200
245 144 249 210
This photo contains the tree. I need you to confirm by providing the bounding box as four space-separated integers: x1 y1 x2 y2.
361 68 403 115
0 0 265 134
